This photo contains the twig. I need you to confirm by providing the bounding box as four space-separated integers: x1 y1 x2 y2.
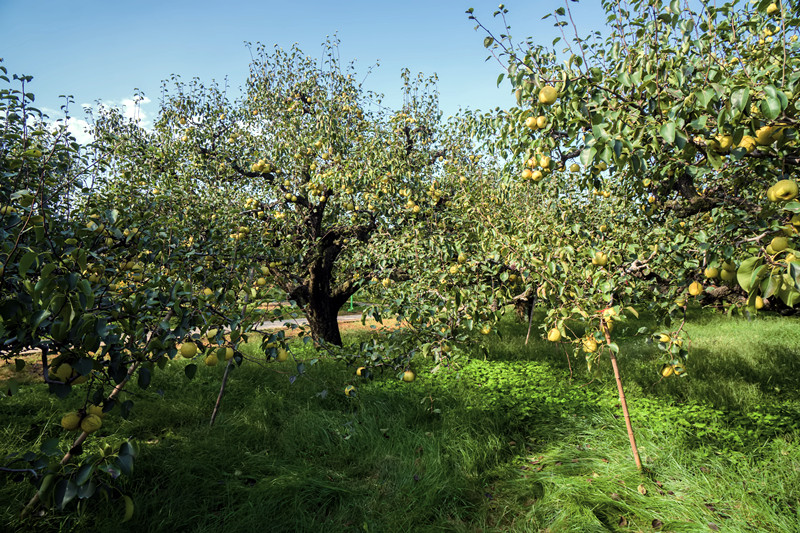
209 359 234 426
0 467 42 477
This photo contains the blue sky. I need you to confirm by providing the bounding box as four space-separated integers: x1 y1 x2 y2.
0 1 606 141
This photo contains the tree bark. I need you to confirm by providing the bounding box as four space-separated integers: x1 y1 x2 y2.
305 295 344 346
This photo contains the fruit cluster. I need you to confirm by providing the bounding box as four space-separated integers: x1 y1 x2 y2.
60 405 105 433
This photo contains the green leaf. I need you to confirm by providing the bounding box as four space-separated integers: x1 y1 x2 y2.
19 251 38 277
484 36 494 48
137 366 151 389
737 257 763 292
119 441 136 458
749 264 768 292
184 364 197 380
75 463 94 486
77 480 96 500
790 262 800 292
40 262 57 278
689 115 707 130
122 494 134 523
580 147 596 167
763 273 781 298
115 454 134 476
707 149 723 169
730 87 750 114
41 438 61 456
77 279 92 297
660 122 676 144
76 249 87 273
6 379 19 396
54 478 78 510
760 96 781 120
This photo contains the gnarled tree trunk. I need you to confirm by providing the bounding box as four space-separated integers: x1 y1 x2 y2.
305 294 344 346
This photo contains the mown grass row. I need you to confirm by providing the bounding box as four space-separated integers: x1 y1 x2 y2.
1 306 799 531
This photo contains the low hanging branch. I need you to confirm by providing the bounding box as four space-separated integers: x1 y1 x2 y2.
22 359 144 517
21 310 174 517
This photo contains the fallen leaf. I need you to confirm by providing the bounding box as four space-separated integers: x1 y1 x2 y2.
638 484 647 495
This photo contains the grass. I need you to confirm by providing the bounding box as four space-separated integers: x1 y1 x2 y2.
2 306 800 532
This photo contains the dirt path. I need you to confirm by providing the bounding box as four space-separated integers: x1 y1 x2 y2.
0 313 398 383
250 313 365 331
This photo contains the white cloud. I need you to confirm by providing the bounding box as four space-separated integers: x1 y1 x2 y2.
6 106 94 146
61 116 93 145
119 96 152 124
38 94 155 145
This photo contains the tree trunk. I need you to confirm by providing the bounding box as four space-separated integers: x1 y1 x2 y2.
306 295 344 346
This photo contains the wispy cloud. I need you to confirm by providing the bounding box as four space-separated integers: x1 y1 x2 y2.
117 96 152 124
41 95 155 145
92 95 154 131
56 115 94 145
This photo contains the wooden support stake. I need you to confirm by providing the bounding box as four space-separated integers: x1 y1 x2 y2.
602 317 642 471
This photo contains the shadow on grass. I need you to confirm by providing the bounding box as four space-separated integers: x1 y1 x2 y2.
112 339 642 533
5 309 800 532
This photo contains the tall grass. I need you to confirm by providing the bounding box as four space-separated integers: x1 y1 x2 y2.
1 307 799 532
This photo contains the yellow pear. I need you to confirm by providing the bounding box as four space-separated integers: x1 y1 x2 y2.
61 412 82 431
538 85 558 105
180 342 198 358
688 281 703 296
771 236 789 252
582 337 599 353
80 414 103 434
772 180 798 201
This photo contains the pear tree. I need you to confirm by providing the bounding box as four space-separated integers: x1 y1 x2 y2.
467 0 800 349
426 0 798 468
112 41 468 347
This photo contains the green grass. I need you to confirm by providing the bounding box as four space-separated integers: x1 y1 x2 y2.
2 308 800 532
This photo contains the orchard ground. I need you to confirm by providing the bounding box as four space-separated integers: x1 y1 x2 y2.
2 307 799 532
0 314 396 385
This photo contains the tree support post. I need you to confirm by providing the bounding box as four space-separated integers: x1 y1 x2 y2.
602 318 642 471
